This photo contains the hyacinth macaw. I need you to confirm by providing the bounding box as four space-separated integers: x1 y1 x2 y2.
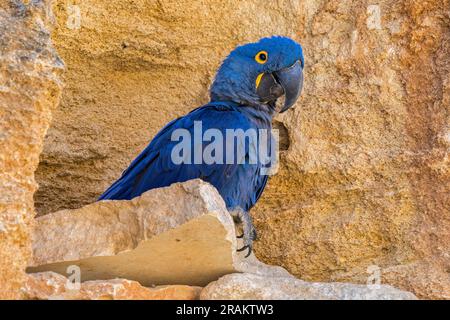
99 36 304 257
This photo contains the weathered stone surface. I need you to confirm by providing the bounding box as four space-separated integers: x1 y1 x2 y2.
200 273 417 300
252 1 450 300
28 180 289 286
0 0 63 299
381 263 450 300
33 0 449 299
331 261 450 300
25 271 201 300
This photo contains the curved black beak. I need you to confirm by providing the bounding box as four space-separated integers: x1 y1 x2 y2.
256 60 303 113
274 60 303 113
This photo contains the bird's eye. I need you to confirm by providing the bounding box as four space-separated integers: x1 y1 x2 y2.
255 51 268 64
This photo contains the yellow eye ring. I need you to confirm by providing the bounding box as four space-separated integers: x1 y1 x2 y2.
255 51 268 64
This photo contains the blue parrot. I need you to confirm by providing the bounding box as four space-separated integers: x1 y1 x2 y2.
99 36 304 257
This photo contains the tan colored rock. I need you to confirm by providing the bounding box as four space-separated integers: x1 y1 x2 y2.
331 261 450 300
24 272 67 300
33 0 449 299
25 272 201 300
200 273 417 300
0 0 63 299
253 1 450 300
382 263 450 300
28 179 289 286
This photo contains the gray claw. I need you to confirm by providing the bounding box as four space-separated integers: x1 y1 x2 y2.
237 245 252 258
251 228 257 241
237 245 247 252
230 208 256 259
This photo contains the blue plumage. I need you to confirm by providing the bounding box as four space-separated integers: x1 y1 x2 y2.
99 36 304 256
98 101 271 211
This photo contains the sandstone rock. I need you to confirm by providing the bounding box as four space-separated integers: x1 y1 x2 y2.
252 1 450 300
0 0 63 299
336 261 450 300
200 273 417 300
28 179 290 286
25 272 201 300
372 262 449 300
32 0 449 299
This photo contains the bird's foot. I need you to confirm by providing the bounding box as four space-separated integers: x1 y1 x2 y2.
230 208 257 258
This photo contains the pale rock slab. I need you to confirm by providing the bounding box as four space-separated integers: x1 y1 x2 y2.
28 179 289 286
200 273 418 300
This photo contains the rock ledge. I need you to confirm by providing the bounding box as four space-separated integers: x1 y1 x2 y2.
28 179 288 286
27 179 416 300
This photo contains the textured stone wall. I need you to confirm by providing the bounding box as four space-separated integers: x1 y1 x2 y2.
34 0 449 298
0 0 62 299
254 1 449 300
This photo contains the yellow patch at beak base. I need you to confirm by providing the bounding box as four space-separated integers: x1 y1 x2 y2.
255 73 264 89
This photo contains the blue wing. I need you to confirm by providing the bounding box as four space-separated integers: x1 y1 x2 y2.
98 102 270 211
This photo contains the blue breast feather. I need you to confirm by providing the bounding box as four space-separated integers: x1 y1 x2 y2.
98 101 272 212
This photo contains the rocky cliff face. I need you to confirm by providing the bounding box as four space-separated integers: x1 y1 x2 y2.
0 1 63 298
30 0 449 299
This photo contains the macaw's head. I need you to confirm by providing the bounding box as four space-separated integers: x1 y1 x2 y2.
210 36 304 113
